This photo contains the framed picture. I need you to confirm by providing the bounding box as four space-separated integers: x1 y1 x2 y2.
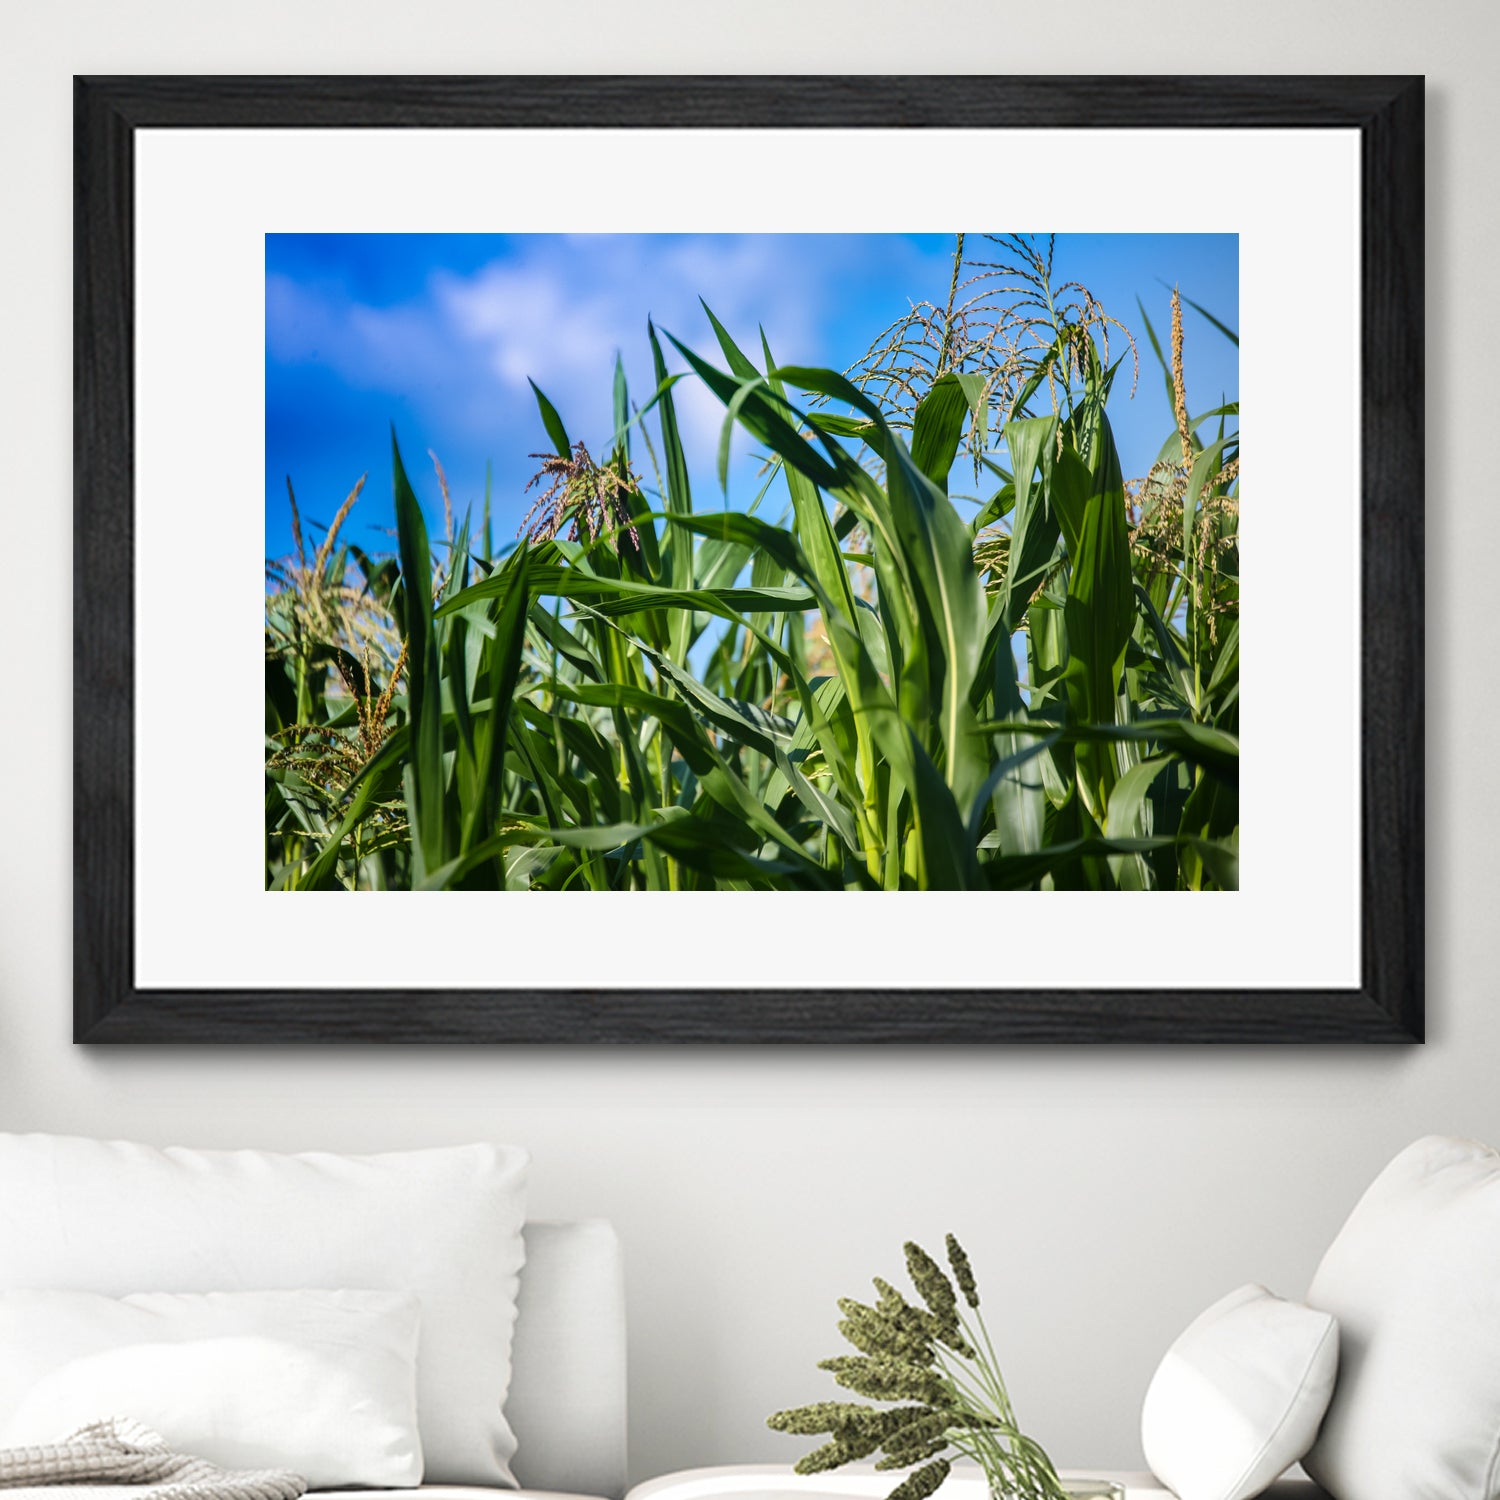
74 75 1423 1043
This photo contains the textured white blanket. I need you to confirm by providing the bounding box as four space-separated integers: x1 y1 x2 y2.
0 1419 306 1500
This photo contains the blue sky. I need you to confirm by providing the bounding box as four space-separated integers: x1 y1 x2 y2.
265 233 1237 563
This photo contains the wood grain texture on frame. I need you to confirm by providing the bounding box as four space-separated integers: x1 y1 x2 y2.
73 75 1424 1044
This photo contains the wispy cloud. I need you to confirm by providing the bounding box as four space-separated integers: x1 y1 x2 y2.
434 260 622 392
266 234 866 507
268 235 847 444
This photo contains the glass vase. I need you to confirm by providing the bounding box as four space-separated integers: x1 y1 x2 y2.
989 1483 1125 1500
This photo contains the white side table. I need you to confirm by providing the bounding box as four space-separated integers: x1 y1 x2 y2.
624 1461 1328 1500
624 1464 1161 1500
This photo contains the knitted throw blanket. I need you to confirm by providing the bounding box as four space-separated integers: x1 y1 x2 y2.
0 1419 306 1500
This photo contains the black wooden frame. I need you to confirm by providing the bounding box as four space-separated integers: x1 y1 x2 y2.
74 75 1425 1043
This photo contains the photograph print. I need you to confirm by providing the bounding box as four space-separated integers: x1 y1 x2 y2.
264 230 1240 895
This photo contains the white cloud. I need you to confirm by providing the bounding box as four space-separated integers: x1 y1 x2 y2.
267 234 870 497
434 261 620 392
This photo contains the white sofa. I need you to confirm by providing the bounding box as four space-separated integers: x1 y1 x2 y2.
490 1219 628 1499
0 1135 626 1500
308 1218 628 1500
0 1219 627 1500
10 1132 1497 1500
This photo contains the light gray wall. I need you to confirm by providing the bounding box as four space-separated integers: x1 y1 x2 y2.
0 1 1486 1485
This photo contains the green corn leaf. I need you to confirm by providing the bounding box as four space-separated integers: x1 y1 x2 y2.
611 352 631 461
646 320 695 620
546 673 819 875
641 813 832 885
1060 384 1136 819
997 415 1061 634
980 835 1181 891
910 371 984 491
528 378 572 457
661 510 815 587
1166 283 1240 347
758 334 893 878
772 745 862 856
976 717 1238 790
1132 581 1197 715
462 544 530 861
527 599 604 683
700 298 763 380
511 703 622 823
440 563 816 625
1183 437 1230 564
771 364 987 807
1008 328 1064 419
1151 407 1237 468
807 411 878 441
1104 753 1172 889
665 333 845 492
970 476 1015 535
1207 617 1240 700
391 427 447 882
1185 832 1239 890
417 810 699 891
969 727 1059 853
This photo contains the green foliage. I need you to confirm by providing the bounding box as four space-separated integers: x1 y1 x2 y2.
768 1236 1068 1500
264 236 1238 893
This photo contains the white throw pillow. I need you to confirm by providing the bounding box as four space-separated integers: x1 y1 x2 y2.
1304 1135 1500 1500
1141 1283 1338 1500
0 1289 421 1489
0 1133 528 1487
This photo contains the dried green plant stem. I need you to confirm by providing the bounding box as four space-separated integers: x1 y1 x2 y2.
769 1239 1069 1500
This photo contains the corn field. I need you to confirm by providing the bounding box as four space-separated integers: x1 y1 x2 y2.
265 235 1239 892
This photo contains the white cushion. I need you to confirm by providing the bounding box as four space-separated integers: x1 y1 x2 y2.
0 1288 421 1488
0 1133 528 1487
1304 1134 1500 1500
1141 1284 1338 1500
